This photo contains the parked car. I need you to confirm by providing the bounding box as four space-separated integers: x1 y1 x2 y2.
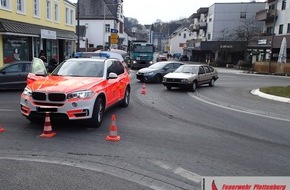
0 61 31 90
136 61 184 83
179 54 189 61
156 55 167 62
21 57 131 128
162 64 219 91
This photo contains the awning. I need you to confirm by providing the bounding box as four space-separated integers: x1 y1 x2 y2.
0 18 77 40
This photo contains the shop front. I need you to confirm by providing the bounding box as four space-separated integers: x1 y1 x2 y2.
0 18 76 67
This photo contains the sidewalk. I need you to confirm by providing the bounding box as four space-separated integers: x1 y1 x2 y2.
251 89 290 104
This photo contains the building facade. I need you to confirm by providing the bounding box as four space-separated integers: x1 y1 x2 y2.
77 0 125 51
187 2 265 64
0 0 76 67
251 0 290 62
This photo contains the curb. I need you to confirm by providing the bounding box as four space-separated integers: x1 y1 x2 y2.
251 89 290 104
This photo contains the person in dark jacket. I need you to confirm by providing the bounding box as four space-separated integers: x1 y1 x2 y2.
47 58 58 73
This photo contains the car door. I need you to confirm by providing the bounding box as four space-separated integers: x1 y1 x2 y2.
0 63 24 89
197 66 207 85
203 66 212 83
105 60 120 107
26 58 47 85
162 63 174 76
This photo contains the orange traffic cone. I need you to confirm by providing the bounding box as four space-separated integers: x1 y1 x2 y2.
106 114 120 141
141 83 147 94
40 112 56 138
0 126 5 133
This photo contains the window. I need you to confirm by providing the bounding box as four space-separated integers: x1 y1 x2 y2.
203 66 210 73
287 23 290 33
199 67 205 74
267 27 273 35
279 24 283 34
282 0 286 10
5 64 23 73
183 33 186 39
17 0 25 13
65 7 74 25
34 0 40 17
269 4 275 9
208 33 211 40
46 0 51 20
0 0 11 9
240 12 246 18
105 24 110 33
54 2 59 22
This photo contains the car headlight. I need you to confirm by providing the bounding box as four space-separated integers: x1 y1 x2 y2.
144 72 154 76
133 61 137 64
181 79 189 83
67 90 94 99
23 87 32 96
150 61 153 64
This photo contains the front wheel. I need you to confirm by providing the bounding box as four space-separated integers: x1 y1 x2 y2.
191 81 197 92
86 98 104 128
154 74 163 83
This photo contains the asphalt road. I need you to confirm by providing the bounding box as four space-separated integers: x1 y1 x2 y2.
0 69 289 190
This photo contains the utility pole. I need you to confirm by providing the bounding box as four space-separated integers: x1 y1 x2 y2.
77 0 80 52
269 1 278 74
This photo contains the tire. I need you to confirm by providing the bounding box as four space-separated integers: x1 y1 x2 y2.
154 74 163 83
191 81 197 92
120 87 130 107
209 78 215 87
86 97 104 128
166 85 172 90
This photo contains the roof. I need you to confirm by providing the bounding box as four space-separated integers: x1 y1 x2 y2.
78 0 118 20
0 18 77 40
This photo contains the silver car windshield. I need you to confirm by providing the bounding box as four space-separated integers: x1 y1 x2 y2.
174 65 198 74
52 60 104 77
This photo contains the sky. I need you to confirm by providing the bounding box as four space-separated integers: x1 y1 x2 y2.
69 0 261 25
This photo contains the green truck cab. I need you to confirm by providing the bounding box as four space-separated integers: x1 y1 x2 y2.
128 41 154 69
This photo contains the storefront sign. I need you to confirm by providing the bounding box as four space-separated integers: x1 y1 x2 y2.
258 39 267 45
41 29 56 40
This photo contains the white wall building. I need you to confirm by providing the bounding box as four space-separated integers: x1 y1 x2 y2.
77 0 125 50
169 27 195 55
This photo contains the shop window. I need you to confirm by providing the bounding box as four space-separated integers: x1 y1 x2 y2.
2 36 30 64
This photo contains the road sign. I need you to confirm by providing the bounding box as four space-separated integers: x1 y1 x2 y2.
111 29 118 33
110 33 119 44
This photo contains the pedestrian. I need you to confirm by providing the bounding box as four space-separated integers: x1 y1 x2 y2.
38 50 45 58
47 58 58 73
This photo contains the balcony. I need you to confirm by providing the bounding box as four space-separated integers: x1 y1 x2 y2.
255 9 276 22
198 22 207 30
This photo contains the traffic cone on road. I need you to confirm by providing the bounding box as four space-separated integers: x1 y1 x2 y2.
141 83 147 94
106 114 120 141
40 112 56 138
0 125 5 133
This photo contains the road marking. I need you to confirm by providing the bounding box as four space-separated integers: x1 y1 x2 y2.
0 109 18 112
150 160 201 184
188 92 290 122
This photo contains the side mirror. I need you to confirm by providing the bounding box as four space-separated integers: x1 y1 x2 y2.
35 70 47 76
108 72 118 79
